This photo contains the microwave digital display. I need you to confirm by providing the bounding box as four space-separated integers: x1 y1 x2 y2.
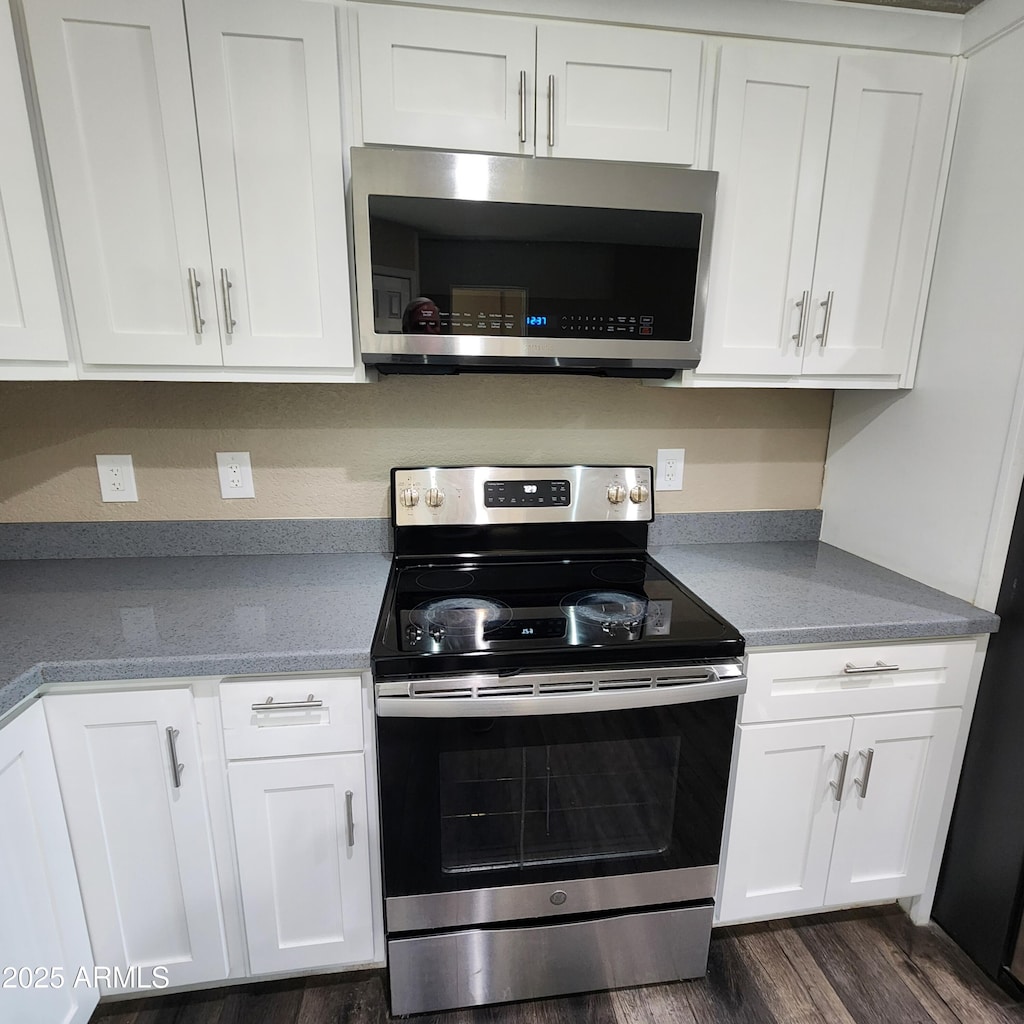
367 195 700 342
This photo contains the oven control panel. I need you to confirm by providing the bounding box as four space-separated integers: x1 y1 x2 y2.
392 465 654 527
484 479 570 508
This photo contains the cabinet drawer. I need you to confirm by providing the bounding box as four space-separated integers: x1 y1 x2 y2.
220 675 363 759
740 640 976 723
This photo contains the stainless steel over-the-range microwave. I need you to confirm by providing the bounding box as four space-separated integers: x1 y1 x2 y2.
351 148 718 379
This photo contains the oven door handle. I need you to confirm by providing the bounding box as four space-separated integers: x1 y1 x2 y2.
375 674 746 718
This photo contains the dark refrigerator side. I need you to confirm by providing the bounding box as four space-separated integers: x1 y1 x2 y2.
933 480 1024 993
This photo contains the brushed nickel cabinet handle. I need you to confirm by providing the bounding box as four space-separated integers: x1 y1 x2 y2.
166 727 184 789
220 268 236 335
843 661 900 675
815 290 835 348
345 790 355 848
829 750 849 802
547 74 555 148
792 290 810 348
855 747 875 798
518 69 527 144
251 693 323 712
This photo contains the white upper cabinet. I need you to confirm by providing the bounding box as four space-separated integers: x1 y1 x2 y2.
185 0 353 369
807 53 955 379
356 5 704 165
695 42 955 387
699 43 836 378
24 0 217 369
536 23 702 164
0 0 69 377
358 6 535 156
23 0 354 375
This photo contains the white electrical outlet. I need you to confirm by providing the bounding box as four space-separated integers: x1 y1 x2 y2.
655 448 685 491
96 454 139 502
216 451 255 499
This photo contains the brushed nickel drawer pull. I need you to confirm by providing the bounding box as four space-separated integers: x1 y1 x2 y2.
166 727 184 789
345 790 355 848
830 750 849 802
251 694 323 711
843 661 900 675
855 747 875 798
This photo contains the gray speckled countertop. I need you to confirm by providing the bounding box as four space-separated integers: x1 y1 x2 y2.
0 542 998 720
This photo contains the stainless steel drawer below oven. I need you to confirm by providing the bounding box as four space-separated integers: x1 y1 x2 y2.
387 901 714 1016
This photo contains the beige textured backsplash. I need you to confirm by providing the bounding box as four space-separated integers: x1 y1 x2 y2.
0 378 832 522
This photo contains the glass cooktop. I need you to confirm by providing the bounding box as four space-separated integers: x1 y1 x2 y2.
371 554 744 681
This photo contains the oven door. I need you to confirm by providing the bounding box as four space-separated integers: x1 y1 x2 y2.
375 673 741 934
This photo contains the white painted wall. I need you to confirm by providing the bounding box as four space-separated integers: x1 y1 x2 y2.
821 9 1024 610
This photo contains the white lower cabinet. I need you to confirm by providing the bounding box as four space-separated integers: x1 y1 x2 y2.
718 640 974 925
44 689 230 993
219 674 378 976
228 753 375 974
0 703 96 1024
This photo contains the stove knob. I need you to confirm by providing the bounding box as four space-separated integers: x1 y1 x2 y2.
607 484 627 505
629 483 650 505
405 624 423 644
425 486 445 508
428 623 446 642
398 486 420 508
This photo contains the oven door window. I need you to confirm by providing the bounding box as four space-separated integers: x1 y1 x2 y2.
377 700 736 898
440 735 679 874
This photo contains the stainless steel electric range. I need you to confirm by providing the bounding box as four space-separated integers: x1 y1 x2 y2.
370 465 746 1016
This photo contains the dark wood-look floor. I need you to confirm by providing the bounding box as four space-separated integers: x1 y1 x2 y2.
89 907 1024 1024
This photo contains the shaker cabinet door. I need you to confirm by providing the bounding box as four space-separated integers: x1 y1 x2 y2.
228 753 375 975
0 2 68 375
718 717 851 922
698 42 836 378
23 0 219 368
535 22 703 165
0 704 97 1024
357 4 536 156
186 0 355 370
825 708 961 906
807 53 955 378
44 689 229 993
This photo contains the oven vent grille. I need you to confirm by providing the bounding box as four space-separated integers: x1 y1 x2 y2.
595 676 656 691
403 666 735 700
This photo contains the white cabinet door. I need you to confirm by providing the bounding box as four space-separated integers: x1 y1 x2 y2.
718 717 851 922
186 0 354 370
0 704 96 1024
0 3 68 374
807 53 955 378
698 42 836 377
825 708 960 905
44 690 229 992
357 5 535 156
536 23 702 165
228 754 375 975
24 0 219 368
